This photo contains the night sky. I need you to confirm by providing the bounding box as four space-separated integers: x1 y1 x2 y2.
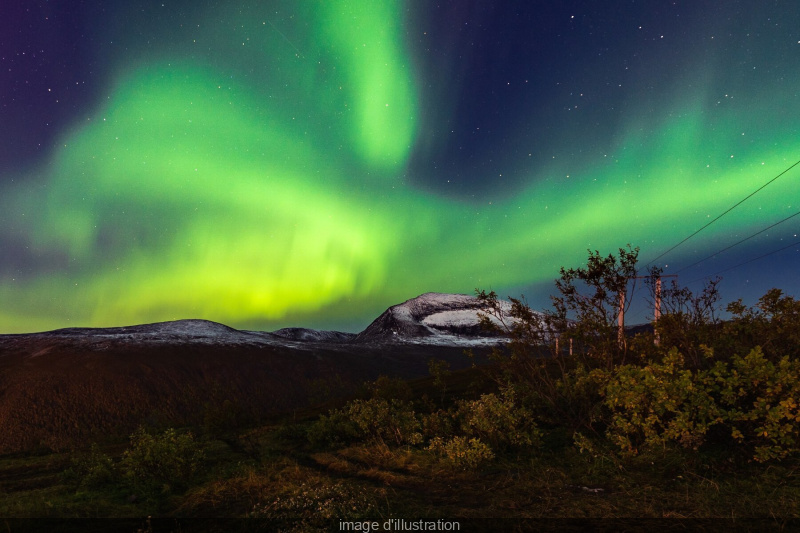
2 0 799 333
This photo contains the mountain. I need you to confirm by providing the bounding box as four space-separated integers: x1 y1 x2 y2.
0 293 510 453
271 327 357 343
354 292 513 344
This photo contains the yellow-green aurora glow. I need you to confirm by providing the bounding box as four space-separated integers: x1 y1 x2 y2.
1 1 799 332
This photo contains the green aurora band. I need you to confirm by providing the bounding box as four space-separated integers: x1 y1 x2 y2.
1 1 798 332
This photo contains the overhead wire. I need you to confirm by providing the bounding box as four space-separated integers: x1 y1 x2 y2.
644 158 800 267
685 237 799 285
673 209 800 275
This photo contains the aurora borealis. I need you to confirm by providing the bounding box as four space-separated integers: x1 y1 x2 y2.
2 0 799 333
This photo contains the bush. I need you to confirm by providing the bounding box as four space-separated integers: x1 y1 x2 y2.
602 346 800 462
64 443 116 488
711 347 800 462
456 391 541 451
306 409 361 449
369 375 413 401
308 398 422 448
428 436 495 470
478 246 800 463
420 409 456 441
120 427 205 493
250 481 379 531
603 348 722 455
345 398 423 447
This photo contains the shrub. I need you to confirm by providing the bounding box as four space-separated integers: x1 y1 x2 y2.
250 481 379 531
603 348 722 455
420 409 456 441
306 409 361 449
428 436 495 470
64 443 116 488
308 398 422 448
120 427 205 493
345 398 423 447
428 358 452 404
602 346 800 462
456 391 541 451
710 347 800 462
725 289 800 360
478 245 800 463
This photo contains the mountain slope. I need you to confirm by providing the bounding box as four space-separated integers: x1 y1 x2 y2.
0 293 508 453
354 292 512 343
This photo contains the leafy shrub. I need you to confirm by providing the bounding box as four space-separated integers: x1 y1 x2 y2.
428 436 495 470
428 358 452 404
120 427 205 493
603 348 722 455
477 246 800 463
308 398 422 448
345 398 423 447
420 409 455 441
724 289 800 360
250 481 379 531
709 347 800 462
456 391 541 451
64 443 116 488
602 346 800 461
306 409 361 448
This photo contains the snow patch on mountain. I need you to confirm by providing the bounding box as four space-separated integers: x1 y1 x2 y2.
2 293 532 352
22 319 289 350
271 327 357 343
354 292 519 344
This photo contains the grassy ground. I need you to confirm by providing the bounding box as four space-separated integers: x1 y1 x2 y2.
1 367 798 531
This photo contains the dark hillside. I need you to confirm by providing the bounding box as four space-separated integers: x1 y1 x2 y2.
0 335 488 454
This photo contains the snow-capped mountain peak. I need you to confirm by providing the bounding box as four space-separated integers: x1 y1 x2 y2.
353 292 515 345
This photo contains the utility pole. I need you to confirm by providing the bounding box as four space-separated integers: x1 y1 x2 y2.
619 274 678 348
618 289 625 349
654 277 661 346
652 274 677 346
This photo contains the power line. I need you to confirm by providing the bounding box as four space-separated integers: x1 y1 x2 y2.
685 237 800 285
645 158 800 267
673 209 800 274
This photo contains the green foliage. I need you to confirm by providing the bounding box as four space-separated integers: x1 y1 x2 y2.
646 271 723 368
428 436 495 470
724 288 800 360
476 245 800 463
120 427 205 493
603 348 722 455
250 481 379 530
710 347 800 462
346 398 423 447
368 375 413 401
420 408 455 441
306 409 361 449
63 443 116 488
552 244 640 367
308 398 422 448
428 358 452 404
455 391 541 451
602 346 800 462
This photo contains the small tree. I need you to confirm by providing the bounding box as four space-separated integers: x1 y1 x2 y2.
725 288 800 361
428 358 451 405
552 245 639 368
645 268 722 368
474 245 641 433
120 427 205 493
